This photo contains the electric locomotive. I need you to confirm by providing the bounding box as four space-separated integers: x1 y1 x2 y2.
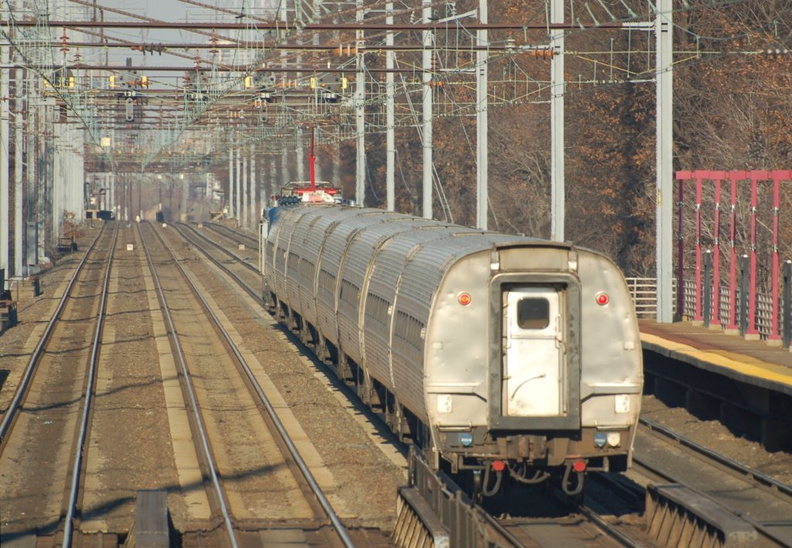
260 192 642 498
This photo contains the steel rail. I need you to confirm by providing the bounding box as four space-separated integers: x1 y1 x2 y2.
203 223 259 249
577 504 642 547
640 416 792 498
171 224 259 298
138 222 239 548
0 225 106 444
637 416 792 546
177 224 259 275
167 222 355 547
62 223 119 548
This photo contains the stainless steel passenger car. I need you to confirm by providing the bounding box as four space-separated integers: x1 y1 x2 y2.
261 204 643 497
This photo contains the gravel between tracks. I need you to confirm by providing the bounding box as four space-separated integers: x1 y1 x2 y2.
640 394 792 485
158 226 408 532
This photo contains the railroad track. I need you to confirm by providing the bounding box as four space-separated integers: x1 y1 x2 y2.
390 445 650 548
0 223 117 546
174 222 260 283
199 221 259 251
139 221 358 545
633 417 792 547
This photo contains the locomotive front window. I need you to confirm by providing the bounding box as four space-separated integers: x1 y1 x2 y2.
517 298 550 329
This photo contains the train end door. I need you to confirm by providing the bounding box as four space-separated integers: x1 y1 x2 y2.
502 286 566 417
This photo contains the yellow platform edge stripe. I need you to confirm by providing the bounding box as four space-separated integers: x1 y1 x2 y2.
640 332 792 389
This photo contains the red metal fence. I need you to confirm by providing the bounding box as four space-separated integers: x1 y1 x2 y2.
673 170 792 344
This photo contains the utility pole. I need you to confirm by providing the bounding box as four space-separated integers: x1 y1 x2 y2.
26 69 38 272
355 0 366 206
1 40 10 280
228 145 235 218
385 0 395 211
242 149 248 228
550 0 565 242
422 0 433 219
14 66 23 277
235 143 241 223
656 0 674 323
475 0 488 229
250 142 256 226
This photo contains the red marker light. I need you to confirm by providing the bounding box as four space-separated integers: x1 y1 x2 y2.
491 460 506 472
595 292 609 306
458 293 472 306
572 460 587 473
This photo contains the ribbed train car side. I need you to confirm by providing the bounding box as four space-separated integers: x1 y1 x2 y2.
261 205 642 497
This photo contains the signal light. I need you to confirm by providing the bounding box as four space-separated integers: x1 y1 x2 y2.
572 460 587 473
491 460 506 472
595 292 609 306
458 293 471 306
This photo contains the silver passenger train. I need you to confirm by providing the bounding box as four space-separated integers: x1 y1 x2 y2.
260 199 642 497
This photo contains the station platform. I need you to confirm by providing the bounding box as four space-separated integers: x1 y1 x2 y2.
639 320 792 451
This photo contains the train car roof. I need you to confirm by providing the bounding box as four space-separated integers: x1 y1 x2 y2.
268 204 575 250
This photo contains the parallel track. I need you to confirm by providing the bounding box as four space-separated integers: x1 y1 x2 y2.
0 223 118 546
200 221 259 250
141 221 355 546
634 417 792 546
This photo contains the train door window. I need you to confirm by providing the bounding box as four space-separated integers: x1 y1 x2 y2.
503 287 564 417
517 298 549 330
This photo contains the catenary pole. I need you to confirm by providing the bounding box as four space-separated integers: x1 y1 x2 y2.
1 42 10 280
422 0 433 219
355 0 366 206
656 0 674 322
476 0 488 229
550 0 565 242
386 0 395 211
